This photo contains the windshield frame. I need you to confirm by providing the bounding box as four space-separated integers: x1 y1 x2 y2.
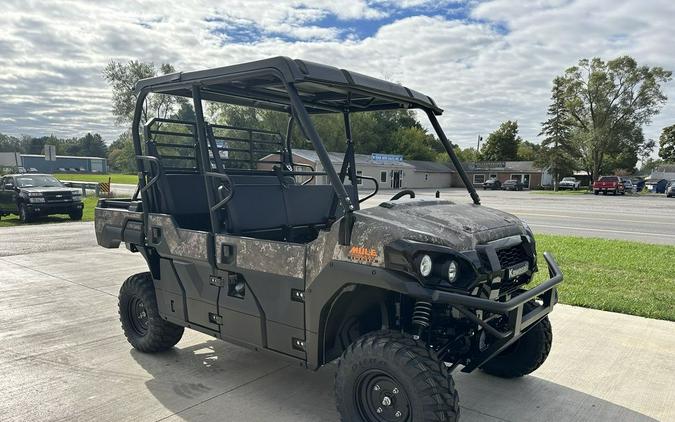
15 175 64 188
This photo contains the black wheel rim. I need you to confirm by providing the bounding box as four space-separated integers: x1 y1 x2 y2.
355 369 411 422
127 297 149 336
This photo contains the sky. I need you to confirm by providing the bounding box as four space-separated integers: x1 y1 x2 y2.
1 0 674 150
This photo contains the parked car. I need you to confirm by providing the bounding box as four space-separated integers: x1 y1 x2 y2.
645 178 668 194
558 177 581 190
502 179 525 191
483 178 502 190
666 180 675 198
631 177 645 191
593 176 625 195
621 178 636 194
0 173 84 222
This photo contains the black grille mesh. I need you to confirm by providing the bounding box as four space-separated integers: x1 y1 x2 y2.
496 243 529 268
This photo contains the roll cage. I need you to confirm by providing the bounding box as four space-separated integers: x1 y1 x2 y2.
130 57 480 243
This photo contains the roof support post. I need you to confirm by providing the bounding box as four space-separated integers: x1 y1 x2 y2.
192 84 221 234
285 115 295 168
286 83 355 244
425 110 481 205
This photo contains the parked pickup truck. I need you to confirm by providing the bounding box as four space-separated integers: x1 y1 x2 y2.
0 173 84 222
593 176 625 196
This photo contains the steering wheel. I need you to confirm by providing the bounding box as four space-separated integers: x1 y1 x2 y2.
390 190 416 200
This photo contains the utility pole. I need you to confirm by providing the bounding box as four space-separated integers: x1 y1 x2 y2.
475 135 482 164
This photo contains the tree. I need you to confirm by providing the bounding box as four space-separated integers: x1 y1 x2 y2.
107 132 136 173
391 127 437 161
103 61 185 125
480 121 521 161
517 141 543 161
451 146 479 163
0 133 23 153
539 77 577 190
74 133 108 157
560 56 671 182
658 124 675 161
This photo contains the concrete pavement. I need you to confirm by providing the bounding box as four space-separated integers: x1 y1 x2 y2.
0 223 673 421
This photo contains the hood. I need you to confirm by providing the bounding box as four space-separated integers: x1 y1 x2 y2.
352 199 526 251
20 186 79 194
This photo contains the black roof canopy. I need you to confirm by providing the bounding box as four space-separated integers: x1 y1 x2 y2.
134 56 442 115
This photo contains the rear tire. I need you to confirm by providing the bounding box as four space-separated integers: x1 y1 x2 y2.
480 302 552 378
335 330 459 422
69 209 83 220
119 272 184 352
19 204 33 223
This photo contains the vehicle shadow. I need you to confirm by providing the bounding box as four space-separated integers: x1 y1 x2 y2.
131 340 658 422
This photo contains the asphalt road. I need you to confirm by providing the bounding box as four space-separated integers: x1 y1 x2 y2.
363 189 675 245
0 223 673 421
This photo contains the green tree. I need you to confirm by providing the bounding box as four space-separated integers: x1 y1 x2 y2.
517 141 542 161
0 133 23 153
451 146 479 163
480 121 521 161
560 56 671 181
107 132 136 173
390 127 437 160
74 133 108 157
658 124 675 161
103 61 185 125
539 77 577 190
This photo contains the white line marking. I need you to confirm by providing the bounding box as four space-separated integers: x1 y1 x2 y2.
516 212 675 225
528 224 675 238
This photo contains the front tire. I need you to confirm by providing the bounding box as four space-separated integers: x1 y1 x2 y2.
119 272 184 352
69 209 83 220
335 330 459 422
19 204 33 223
481 303 552 378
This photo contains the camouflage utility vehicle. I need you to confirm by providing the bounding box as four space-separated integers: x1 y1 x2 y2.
95 57 563 421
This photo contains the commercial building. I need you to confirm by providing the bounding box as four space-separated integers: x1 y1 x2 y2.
260 149 454 189
450 161 551 189
0 153 107 174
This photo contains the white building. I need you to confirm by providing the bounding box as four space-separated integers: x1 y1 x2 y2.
260 149 454 189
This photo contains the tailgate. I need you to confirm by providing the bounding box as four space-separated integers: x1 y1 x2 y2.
94 199 144 248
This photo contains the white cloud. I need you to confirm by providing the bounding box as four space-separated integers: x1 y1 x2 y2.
0 0 674 153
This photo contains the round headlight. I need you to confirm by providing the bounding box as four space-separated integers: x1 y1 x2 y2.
447 260 458 282
419 254 432 277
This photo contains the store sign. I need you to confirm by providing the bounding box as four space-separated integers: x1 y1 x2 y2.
371 153 403 162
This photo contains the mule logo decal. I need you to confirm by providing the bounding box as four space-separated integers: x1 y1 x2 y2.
348 246 378 263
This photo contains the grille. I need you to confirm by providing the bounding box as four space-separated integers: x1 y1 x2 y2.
43 191 73 203
496 243 529 269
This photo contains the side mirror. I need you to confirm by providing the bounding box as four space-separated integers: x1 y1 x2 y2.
4 183 14 190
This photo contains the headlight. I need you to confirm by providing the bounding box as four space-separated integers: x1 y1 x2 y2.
418 254 432 277
446 260 458 282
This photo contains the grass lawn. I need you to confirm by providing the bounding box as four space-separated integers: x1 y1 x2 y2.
534 234 675 321
53 173 137 184
0 196 97 227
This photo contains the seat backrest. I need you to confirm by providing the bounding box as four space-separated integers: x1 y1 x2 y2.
224 175 287 234
284 184 358 227
153 173 210 231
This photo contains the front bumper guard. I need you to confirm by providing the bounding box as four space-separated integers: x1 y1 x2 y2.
409 252 563 372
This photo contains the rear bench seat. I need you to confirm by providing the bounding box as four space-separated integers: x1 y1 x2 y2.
152 171 357 241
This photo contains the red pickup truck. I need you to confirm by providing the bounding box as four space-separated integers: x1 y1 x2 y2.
593 176 625 195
